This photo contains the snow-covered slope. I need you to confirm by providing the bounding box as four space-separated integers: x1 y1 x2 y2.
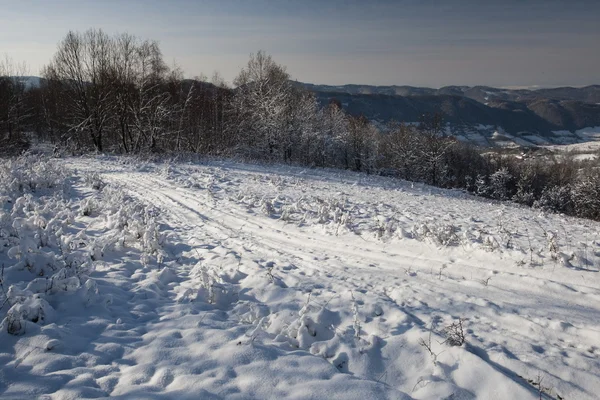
544 126 600 160
2 155 599 399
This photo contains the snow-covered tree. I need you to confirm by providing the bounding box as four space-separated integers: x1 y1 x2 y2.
534 185 573 214
229 51 293 160
571 174 600 220
488 167 514 200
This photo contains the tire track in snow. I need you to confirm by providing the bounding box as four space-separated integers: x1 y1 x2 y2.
68 159 600 400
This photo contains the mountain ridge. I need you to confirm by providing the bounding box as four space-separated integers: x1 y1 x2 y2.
294 81 600 146
295 81 600 104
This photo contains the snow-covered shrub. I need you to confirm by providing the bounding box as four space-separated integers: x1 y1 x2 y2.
1 292 55 335
0 154 68 196
512 185 536 207
187 262 237 308
512 166 537 206
260 196 275 216
83 172 105 191
474 174 490 197
0 156 168 336
488 168 514 200
534 185 573 214
441 319 466 347
90 185 168 263
412 222 461 246
571 175 600 220
0 156 83 334
483 235 500 252
373 215 397 239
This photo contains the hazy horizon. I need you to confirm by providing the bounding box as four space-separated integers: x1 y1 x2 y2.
1 0 598 88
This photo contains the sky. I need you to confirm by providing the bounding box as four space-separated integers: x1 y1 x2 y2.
0 0 598 88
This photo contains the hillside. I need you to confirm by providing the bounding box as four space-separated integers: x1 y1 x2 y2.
1 155 599 399
300 82 600 104
298 82 600 146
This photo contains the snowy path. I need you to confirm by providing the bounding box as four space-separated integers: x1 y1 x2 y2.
36 157 600 399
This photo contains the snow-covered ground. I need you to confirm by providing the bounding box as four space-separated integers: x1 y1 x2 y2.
2 155 600 399
543 127 600 160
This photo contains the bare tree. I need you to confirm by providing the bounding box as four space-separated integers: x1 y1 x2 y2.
110 33 138 153
0 56 31 142
382 122 421 178
127 40 178 152
45 29 117 152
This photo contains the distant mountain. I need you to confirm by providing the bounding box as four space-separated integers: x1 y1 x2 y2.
535 86 600 103
21 76 42 89
296 82 600 104
298 82 438 97
1 76 43 89
294 81 600 147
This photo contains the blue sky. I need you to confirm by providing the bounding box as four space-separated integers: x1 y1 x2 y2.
1 0 598 87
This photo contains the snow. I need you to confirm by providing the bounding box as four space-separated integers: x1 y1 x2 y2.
450 125 541 148
2 155 600 399
574 126 600 141
453 125 600 149
545 127 600 159
522 135 551 146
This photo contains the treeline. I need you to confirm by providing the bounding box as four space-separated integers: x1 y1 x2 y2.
1 29 600 221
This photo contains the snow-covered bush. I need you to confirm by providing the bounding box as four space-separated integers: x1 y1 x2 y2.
512 166 537 206
412 222 461 247
87 184 168 263
0 156 167 336
83 172 106 191
475 174 490 197
534 185 573 214
441 319 466 347
571 175 600 220
373 215 397 239
0 154 68 195
488 168 514 200
0 156 80 334
184 262 237 308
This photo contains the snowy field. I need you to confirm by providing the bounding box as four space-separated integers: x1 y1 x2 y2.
544 127 600 160
1 155 600 399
